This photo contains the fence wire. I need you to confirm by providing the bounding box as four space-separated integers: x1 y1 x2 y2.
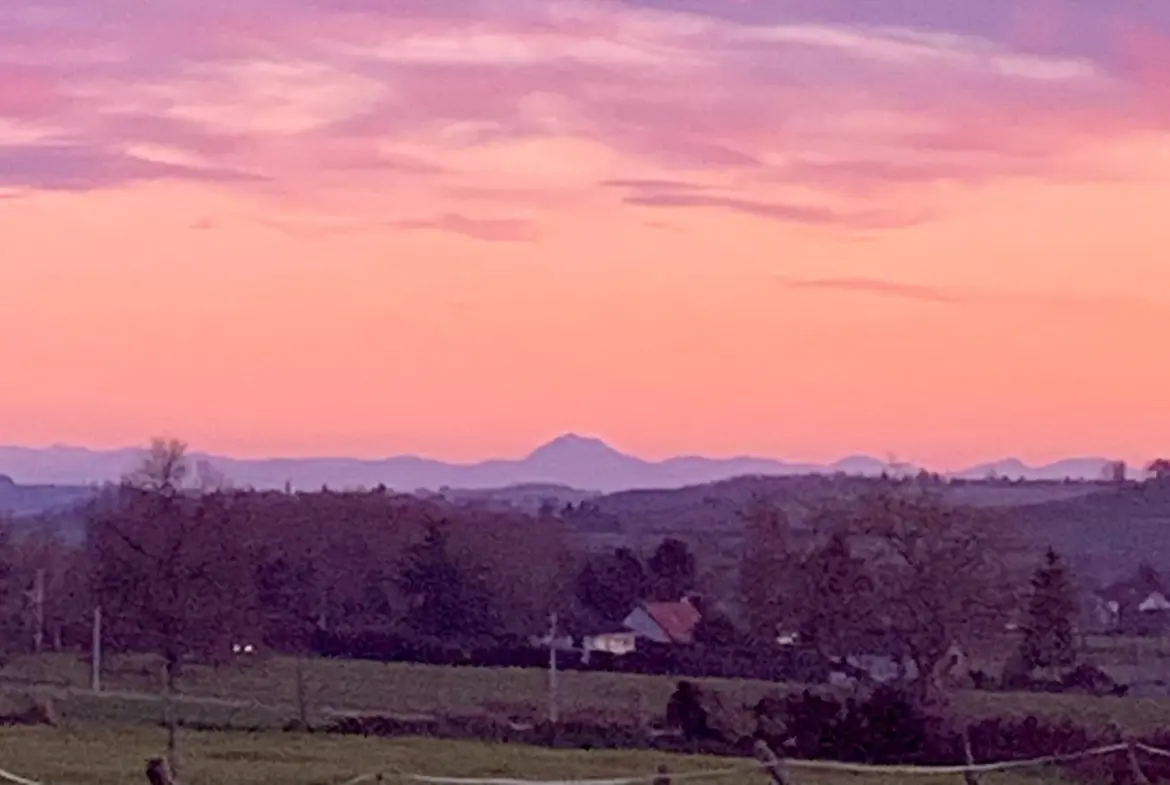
2 740 1160 785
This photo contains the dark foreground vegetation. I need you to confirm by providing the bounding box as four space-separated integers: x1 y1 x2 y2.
323 684 1170 785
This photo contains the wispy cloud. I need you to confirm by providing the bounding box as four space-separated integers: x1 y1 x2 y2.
0 143 260 191
599 178 718 192
775 276 1170 313
777 276 966 303
608 178 920 228
0 0 1167 228
626 192 915 229
391 213 538 243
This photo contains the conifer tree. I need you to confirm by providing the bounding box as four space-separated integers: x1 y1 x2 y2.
1020 547 1079 670
396 521 497 643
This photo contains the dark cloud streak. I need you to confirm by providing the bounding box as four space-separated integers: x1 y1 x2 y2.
0 144 263 191
777 275 965 303
624 191 920 229
390 213 537 243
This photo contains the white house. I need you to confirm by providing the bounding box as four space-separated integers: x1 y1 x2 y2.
583 631 638 655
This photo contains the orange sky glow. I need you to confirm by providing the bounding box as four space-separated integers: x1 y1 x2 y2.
2 0 1169 470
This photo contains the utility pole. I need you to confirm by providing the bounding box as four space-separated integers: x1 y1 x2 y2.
547 611 559 724
91 606 102 692
32 569 44 653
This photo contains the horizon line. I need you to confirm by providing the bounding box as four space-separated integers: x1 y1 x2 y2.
0 436 1149 475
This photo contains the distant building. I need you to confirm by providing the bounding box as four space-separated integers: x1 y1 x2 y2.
1097 579 1170 635
622 598 703 645
1139 592 1170 612
1080 593 1118 634
583 630 638 656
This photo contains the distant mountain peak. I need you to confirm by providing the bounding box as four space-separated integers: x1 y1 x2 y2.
526 433 622 461
0 439 1139 498
831 455 896 474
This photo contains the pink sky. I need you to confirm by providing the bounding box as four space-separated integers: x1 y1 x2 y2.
2 0 1169 470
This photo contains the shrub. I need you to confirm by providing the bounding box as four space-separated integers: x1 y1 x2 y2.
309 629 829 683
1060 663 1119 696
0 693 57 727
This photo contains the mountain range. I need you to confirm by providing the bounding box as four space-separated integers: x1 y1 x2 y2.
0 435 1136 496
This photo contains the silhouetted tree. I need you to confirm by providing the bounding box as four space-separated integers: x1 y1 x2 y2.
1148 458 1170 482
459 507 573 639
648 538 696 601
665 680 716 741
86 438 256 779
87 439 256 678
692 612 744 647
0 524 16 657
813 489 1020 705
395 520 498 643
575 547 647 621
738 498 794 643
792 529 875 658
6 527 87 652
1138 562 1163 592
254 553 326 650
1103 461 1127 484
1019 547 1079 671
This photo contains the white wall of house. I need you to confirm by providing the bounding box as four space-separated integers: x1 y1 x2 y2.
585 632 637 655
622 607 670 643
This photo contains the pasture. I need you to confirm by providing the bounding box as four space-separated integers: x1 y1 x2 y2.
1 648 1165 785
4 645 1170 734
0 726 1091 785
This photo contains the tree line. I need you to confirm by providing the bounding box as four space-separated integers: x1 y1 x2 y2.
0 438 1114 706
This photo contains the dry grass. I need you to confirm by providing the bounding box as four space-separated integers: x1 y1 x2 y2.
0 725 1082 785
4 649 1170 735
1 653 780 726
0 651 1145 785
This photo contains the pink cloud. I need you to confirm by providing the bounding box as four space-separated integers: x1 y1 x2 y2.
1 0 1169 228
0 142 260 191
777 276 965 303
392 213 538 243
0 65 61 119
623 190 919 229
1111 23 1170 124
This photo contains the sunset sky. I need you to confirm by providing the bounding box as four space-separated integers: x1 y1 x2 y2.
2 0 1169 470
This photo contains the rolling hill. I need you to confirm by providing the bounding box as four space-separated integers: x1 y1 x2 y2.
0 474 96 518
3 461 1168 584
0 435 1146 494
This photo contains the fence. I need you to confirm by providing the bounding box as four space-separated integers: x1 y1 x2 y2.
3 738 1170 785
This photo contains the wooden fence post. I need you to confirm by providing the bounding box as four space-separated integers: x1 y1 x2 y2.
754 739 793 785
145 758 175 785
295 657 309 728
962 723 980 785
1109 721 1150 785
1126 742 1151 785
161 662 180 783
652 765 670 785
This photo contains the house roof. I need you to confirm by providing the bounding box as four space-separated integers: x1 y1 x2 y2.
1139 592 1170 612
1100 580 1164 607
642 599 702 644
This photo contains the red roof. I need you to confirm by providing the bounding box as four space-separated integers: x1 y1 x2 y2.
643 599 702 644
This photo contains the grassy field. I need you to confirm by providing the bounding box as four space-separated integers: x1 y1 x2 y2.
0 650 1156 785
0 725 1087 785
5 650 1170 735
